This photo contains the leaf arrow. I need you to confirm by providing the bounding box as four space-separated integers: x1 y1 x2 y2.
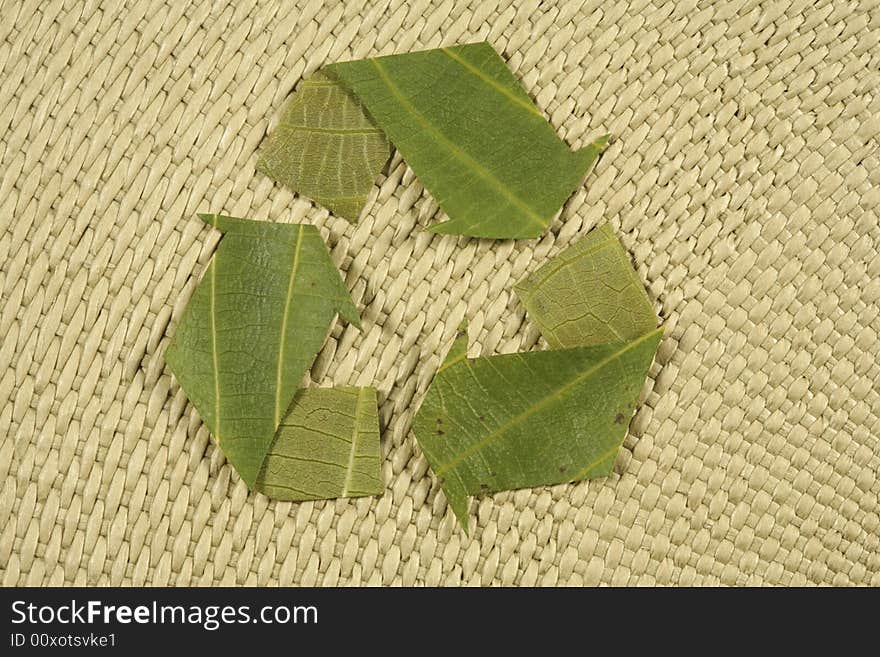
164 214 362 489
258 43 607 239
328 42 607 239
412 224 662 532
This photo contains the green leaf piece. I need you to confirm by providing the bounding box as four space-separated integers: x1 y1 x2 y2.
324 42 607 239
257 71 392 223
412 224 661 531
514 223 657 348
413 327 662 532
164 214 362 489
255 387 383 501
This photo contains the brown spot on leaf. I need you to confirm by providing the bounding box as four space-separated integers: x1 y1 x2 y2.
615 413 625 424
479 483 489 490
559 466 567 473
436 429 444 435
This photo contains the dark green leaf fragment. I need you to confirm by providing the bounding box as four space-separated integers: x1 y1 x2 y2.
413 325 661 532
329 42 607 239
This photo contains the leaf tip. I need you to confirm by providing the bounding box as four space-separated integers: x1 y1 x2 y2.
348 313 364 332
439 323 469 371
335 300 363 331
449 496 470 534
425 220 456 236
197 213 221 229
575 133 611 162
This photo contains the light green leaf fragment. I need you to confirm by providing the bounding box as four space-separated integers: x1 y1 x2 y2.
164 214 362 489
413 225 662 532
329 42 608 239
257 71 392 223
514 223 657 348
256 387 383 501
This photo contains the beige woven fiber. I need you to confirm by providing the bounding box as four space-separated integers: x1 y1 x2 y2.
2 0 879 587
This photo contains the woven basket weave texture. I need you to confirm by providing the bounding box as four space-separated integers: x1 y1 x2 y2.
2 0 879 586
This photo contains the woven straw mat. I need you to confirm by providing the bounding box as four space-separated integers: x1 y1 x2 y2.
2 0 879 587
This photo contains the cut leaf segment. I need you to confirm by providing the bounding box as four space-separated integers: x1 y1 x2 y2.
256 386 383 501
414 327 661 532
257 71 391 223
514 223 657 347
329 43 607 238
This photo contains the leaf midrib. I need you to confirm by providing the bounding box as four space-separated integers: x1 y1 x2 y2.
281 124 385 136
341 387 369 497
440 47 543 119
275 225 305 427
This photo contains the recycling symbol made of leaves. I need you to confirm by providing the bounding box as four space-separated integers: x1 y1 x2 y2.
165 43 662 532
